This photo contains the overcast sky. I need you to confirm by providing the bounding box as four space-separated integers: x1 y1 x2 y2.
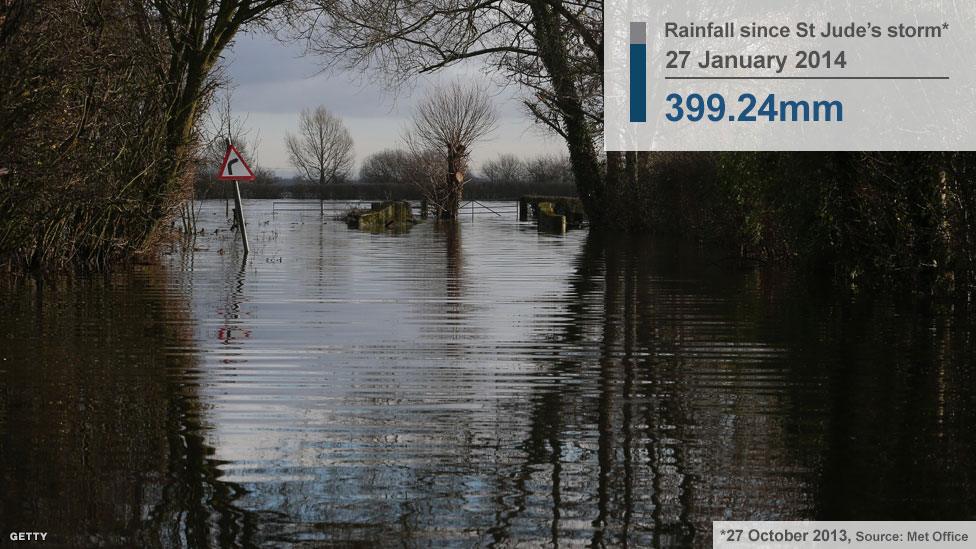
222 31 565 178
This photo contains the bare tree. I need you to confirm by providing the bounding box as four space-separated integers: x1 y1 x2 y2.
199 88 259 172
481 154 527 185
525 154 573 184
403 81 496 219
286 106 355 196
360 148 411 183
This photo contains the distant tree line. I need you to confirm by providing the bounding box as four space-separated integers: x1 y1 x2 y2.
195 150 577 201
359 149 575 199
480 154 574 186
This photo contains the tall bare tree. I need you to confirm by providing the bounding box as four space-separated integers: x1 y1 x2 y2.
525 154 573 184
403 81 496 219
285 106 355 195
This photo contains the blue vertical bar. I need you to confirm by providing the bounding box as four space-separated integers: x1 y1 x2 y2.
630 44 647 122
630 22 647 123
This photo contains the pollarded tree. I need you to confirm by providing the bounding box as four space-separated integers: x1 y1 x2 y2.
403 82 496 219
285 106 355 194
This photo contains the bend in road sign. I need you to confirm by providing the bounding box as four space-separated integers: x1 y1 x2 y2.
217 144 256 181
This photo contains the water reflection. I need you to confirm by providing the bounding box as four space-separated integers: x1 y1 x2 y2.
0 272 250 547
1 201 974 547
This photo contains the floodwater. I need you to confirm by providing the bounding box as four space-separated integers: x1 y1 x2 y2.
1 200 974 548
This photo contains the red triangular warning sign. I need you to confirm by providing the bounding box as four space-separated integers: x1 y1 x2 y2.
216 144 256 181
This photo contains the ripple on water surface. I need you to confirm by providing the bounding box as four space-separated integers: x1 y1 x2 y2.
1 200 974 547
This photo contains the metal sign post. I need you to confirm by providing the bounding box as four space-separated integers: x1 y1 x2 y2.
233 179 250 255
217 139 256 256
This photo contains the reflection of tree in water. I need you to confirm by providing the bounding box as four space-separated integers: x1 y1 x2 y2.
0 272 252 548
437 221 465 330
485 234 707 546
415 221 472 356
442 222 463 299
808 301 976 519
490 232 976 546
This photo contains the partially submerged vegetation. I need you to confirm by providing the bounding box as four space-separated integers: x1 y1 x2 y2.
0 0 283 270
401 82 497 219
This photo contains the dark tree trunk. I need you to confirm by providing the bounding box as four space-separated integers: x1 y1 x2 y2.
443 145 464 220
527 0 608 226
151 1 255 234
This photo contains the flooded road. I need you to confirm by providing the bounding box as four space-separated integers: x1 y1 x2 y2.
1 200 974 547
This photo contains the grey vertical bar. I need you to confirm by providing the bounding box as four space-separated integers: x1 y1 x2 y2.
630 22 646 44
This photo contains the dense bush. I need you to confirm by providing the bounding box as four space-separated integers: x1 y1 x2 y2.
611 152 975 296
0 1 175 269
0 0 278 271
